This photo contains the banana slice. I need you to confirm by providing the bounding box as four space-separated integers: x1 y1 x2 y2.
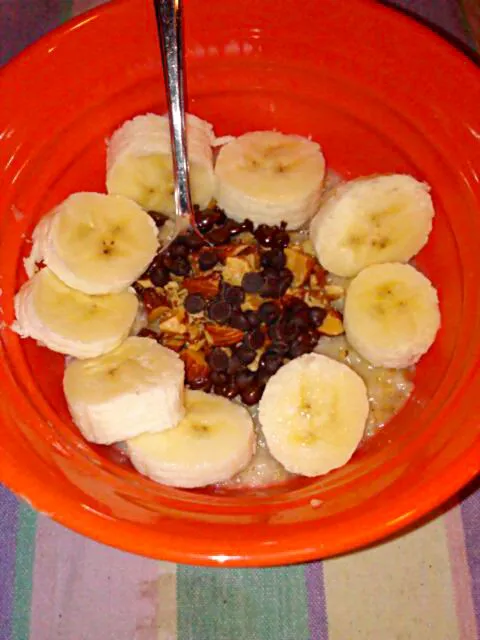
106 113 216 216
126 390 255 488
214 131 326 229
309 174 435 277
259 353 369 477
26 192 159 295
344 262 440 368
14 268 138 359
63 337 185 445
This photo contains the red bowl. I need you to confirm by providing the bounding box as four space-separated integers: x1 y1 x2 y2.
0 0 479 566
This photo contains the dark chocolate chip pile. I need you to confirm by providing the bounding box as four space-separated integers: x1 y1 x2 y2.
136 207 334 406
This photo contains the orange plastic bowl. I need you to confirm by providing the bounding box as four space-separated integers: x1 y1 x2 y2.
0 0 479 567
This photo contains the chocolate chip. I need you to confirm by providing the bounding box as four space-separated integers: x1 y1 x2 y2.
269 340 290 356
211 370 228 386
254 224 277 247
259 350 284 375
240 219 254 233
148 265 170 287
189 377 212 391
240 383 265 405
267 322 284 342
289 334 314 358
245 310 260 327
288 311 310 333
169 241 189 259
269 319 298 343
257 370 273 386
243 328 265 350
261 249 286 271
207 347 229 371
198 249 219 271
309 306 327 327
207 225 231 245
224 285 245 308
227 355 244 375
207 300 232 324
235 369 256 391
224 219 244 236
260 270 282 298
229 311 250 331
272 229 290 249
214 381 238 399
278 268 294 295
194 209 217 233
169 256 191 276
185 293 205 314
258 301 280 324
242 272 264 293
235 345 256 365
285 297 309 315
185 231 207 249
210 208 227 226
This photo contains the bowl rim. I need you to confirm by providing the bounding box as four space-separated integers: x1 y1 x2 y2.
0 0 479 566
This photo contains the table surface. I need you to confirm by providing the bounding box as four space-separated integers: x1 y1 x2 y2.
0 1 479 639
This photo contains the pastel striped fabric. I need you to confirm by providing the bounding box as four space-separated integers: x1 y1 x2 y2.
0 1 479 638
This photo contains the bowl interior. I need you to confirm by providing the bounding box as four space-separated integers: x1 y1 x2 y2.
0 0 479 565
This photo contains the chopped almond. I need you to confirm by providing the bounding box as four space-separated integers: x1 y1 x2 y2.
142 288 169 313
161 335 186 352
158 309 188 334
205 324 244 346
186 322 205 343
183 273 220 298
285 247 315 287
148 305 172 323
188 338 207 352
310 264 327 288
216 243 251 261
318 309 344 336
222 251 259 286
324 284 344 300
304 288 328 308
241 293 263 311
181 349 210 385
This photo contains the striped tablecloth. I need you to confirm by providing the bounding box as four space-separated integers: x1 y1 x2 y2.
0 1 479 639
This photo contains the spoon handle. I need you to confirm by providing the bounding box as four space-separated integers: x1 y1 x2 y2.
153 0 192 221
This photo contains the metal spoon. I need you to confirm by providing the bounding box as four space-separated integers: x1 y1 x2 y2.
153 0 193 247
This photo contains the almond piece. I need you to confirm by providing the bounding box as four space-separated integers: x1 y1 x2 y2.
180 349 210 385
205 324 244 346
216 243 251 261
188 338 207 352
222 252 259 286
183 273 220 298
241 293 264 311
160 335 186 352
158 309 188 334
304 288 327 308
310 264 327 288
148 305 172 323
318 309 345 336
141 288 169 313
186 322 205 343
285 247 316 287
324 284 344 300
